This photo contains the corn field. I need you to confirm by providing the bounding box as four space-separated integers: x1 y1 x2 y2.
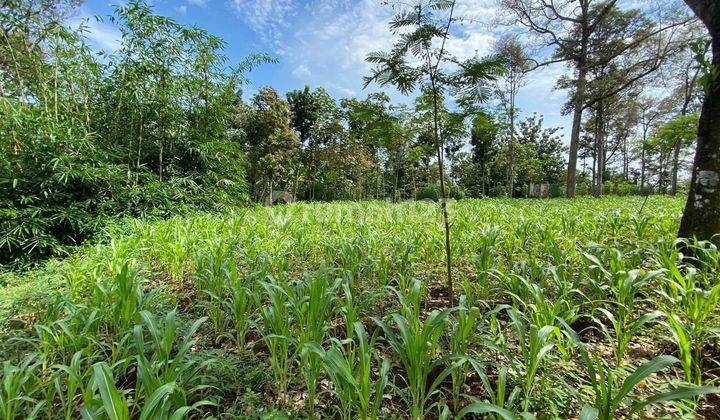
1 197 719 418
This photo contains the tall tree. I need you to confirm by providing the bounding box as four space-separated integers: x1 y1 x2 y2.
239 87 301 201
637 97 661 191
342 93 409 200
469 112 499 196
503 0 690 197
365 0 502 305
659 27 706 195
287 86 344 200
493 37 531 198
517 114 566 185
678 0 720 246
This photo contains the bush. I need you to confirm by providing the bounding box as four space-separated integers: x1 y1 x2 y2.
603 181 639 196
0 3 252 268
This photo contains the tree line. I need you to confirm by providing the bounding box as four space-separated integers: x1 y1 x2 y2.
1 0 718 267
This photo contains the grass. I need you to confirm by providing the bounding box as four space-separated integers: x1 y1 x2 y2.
1 197 719 418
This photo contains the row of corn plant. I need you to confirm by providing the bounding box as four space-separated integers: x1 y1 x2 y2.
3 197 719 418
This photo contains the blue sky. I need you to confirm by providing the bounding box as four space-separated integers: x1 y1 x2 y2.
72 0 571 140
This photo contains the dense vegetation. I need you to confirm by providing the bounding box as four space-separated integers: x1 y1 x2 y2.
1 197 718 418
1 1 271 266
2 0 720 418
2 0 715 267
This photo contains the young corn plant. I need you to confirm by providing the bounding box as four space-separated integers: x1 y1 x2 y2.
449 295 481 413
509 275 581 360
505 307 555 412
334 271 361 343
308 322 390 420
471 225 501 286
91 262 148 334
82 362 130 420
85 361 214 420
457 366 528 420
223 271 257 349
53 350 89 420
133 310 215 415
193 240 239 338
657 266 720 385
610 269 658 321
288 270 339 416
373 280 454 419
259 278 294 405
32 300 99 365
157 225 194 283
560 319 718 419
592 307 663 367
0 356 44 419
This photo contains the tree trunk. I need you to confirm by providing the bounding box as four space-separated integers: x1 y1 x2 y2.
670 140 681 196
678 0 720 246
430 77 454 307
508 107 515 198
566 64 587 197
593 101 605 197
640 146 646 191
623 136 629 182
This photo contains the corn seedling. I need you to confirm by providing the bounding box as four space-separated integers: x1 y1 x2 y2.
449 295 481 413
308 322 390 420
0 356 44 420
658 265 720 385
288 270 339 415
53 350 89 420
505 307 555 411
223 273 258 349
560 319 718 419
593 308 663 367
133 310 214 413
259 278 294 405
373 280 453 419
82 362 130 420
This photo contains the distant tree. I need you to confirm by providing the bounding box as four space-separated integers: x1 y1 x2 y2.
468 111 499 196
287 86 346 200
1 0 267 265
493 36 531 198
502 0 691 197
636 97 662 191
658 26 707 195
411 88 466 186
239 87 301 201
0 0 84 96
342 93 409 200
287 85 322 145
653 113 700 195
516 114 566 185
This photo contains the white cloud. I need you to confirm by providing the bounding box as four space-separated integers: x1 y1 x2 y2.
329 84 357 96
68 10 122 52
229 0 294 45
175 5 188 14
279 0 398 95
446 31 496 61
454 0 500 22
188 0 207 5
227 0 575 136
292 63 311 78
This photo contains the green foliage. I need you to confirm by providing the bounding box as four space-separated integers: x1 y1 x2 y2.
0 0 265 267
561 320 718 420
308 322 390 420
373 281 454 419
2 197 718 418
